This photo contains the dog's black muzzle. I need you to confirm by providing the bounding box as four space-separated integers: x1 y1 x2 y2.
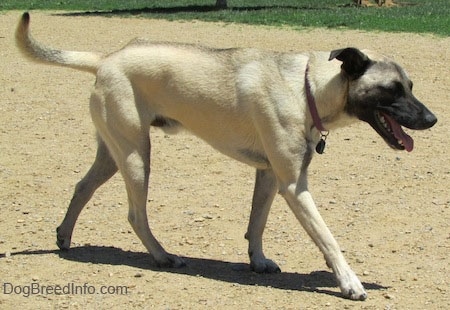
355 95 437 152
377 96 437 130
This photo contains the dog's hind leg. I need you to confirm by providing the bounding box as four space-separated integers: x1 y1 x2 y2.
115 135 185 267
245 169 280 273
57 137 118 250
89 81 185 268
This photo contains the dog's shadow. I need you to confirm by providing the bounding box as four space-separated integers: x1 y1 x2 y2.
4 246 386 298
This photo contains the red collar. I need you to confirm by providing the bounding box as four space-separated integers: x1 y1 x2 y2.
305 64 329 154
304 64 327 132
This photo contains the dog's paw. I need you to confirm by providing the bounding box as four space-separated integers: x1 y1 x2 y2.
155 253 186 269
250 258 281 274
56 227 71 250
344 288 368 301
337 272 367 301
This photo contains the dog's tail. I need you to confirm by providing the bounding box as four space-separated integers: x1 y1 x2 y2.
15 12 102 74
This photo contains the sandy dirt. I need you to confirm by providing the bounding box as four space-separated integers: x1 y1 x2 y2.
0 11 449 309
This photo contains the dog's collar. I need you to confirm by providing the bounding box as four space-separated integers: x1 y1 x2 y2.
305 64 329 154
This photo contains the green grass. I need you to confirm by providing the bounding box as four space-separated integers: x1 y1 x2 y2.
1 1 449 36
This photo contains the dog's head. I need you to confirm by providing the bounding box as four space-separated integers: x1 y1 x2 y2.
330 48 437 152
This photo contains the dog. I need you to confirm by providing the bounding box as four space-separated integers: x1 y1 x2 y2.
16 12 436 300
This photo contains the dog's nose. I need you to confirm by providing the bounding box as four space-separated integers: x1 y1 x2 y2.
424 112 437 127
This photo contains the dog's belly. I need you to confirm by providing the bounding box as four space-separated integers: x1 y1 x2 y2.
182 120 270 169
212 146 270 169
152 111 270 169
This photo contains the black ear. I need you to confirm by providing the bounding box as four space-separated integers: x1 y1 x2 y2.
329 48 371 79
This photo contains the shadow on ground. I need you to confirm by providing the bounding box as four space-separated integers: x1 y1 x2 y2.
4 246 388 299
55 5 333 17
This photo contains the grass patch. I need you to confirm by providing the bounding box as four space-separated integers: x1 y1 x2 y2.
1 0 448 36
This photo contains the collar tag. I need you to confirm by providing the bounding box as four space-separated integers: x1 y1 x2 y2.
315 131 329 154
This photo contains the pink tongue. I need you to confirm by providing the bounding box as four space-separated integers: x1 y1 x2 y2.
384 113 414 152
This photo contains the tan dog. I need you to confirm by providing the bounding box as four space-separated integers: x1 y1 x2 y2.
16 12 436 300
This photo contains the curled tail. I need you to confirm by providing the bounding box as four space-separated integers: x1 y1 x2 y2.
15 12 102 74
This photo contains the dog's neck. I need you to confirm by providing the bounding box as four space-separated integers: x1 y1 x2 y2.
304 57 358 132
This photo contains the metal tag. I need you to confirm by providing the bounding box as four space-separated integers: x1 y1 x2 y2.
315 138 326 154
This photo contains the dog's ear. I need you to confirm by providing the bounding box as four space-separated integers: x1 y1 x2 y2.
329 48 371 79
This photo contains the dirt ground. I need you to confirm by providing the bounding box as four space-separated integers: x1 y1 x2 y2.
0 11 448 310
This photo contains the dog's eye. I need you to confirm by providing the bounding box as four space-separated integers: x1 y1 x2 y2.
394 82 404 93
384 82 405 97
379 82 403 95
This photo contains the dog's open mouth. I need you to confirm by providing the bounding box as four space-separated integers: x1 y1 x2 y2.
374 110 414 152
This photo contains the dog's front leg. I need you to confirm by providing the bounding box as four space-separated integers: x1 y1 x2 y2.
281 184 367 300
245 169 280 273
